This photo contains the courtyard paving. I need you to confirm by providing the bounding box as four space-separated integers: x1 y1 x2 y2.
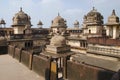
0 54 44 80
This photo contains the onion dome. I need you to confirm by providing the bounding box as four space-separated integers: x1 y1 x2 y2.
106 9 119 25
83 7 103 25
12 7 31 26
50 34 66 47
51 13 67 28
0 19 6 24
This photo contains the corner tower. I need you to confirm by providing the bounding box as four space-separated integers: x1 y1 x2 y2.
12 8 32 34
106 10 120 39
82 7 104 35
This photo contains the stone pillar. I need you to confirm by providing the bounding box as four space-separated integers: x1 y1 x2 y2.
113 26 117 39
63 56 67 79
13 46 17 58
29 51 33 70
80 41 82 48
106 27 110 36
19 48 23 62
80 41 81 47
50 58 58 80
45 57 52 80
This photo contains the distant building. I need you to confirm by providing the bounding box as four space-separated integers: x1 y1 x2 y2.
50 13 67 35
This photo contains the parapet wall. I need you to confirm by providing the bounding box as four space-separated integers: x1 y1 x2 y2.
21 50 31 67
8 45 51 79
32 55 50 77
0 46 8 54
67 61 115 80
8 45 116 80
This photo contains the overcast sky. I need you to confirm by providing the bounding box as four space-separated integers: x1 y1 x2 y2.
0 0 120 28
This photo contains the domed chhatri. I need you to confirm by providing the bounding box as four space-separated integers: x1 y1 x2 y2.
37 20 43 28
0 19 6 28
74 20 79 25
50 34 66 47
106 9 120 39
83 7 103 25
0 19 6 24
74 20 79 29
51 13 66 27
12 7 31 26
51 13 67 34
37 20 43 25
12 7 32 34
45 34 70 54
82 7 104 35
107 9 119 24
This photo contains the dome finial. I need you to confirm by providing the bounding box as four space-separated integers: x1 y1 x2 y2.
112 9 116 16
93 7 95 10
58 12 60 16
20 7 23 12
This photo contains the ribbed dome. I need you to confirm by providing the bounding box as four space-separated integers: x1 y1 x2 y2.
51 13 67 28
50 34 66 47
83 7 103 25
12 7 31 25
87 8 102 17
53 15 64 23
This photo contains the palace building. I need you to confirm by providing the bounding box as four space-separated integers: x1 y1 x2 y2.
0 7 120 80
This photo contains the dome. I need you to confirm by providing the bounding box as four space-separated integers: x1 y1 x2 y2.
12 7 31 25
50 34 66 46
107 9 119 24
74 20 79 25
37 20 43 25
83 7 103 25
87 7 102 17
51 13 67 27
0 19 6 24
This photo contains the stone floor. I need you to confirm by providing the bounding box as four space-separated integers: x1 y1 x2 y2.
0 54 44 80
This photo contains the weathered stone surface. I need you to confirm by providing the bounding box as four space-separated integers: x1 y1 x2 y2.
21 50 30 67
8 45 15 56
14 48 22 61
32 55 50 77
0 46 8 54
67 61 115 80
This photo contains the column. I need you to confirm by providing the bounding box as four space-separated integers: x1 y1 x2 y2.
113 26 117 39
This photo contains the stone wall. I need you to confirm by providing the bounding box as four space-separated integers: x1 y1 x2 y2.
7 45 53 79
0 46 8 54
32 55 50 77
21 50 31 68
8 45 15 56
14 48 22 61
67 61 115 80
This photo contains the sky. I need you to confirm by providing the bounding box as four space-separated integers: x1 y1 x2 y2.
0 0 120 28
